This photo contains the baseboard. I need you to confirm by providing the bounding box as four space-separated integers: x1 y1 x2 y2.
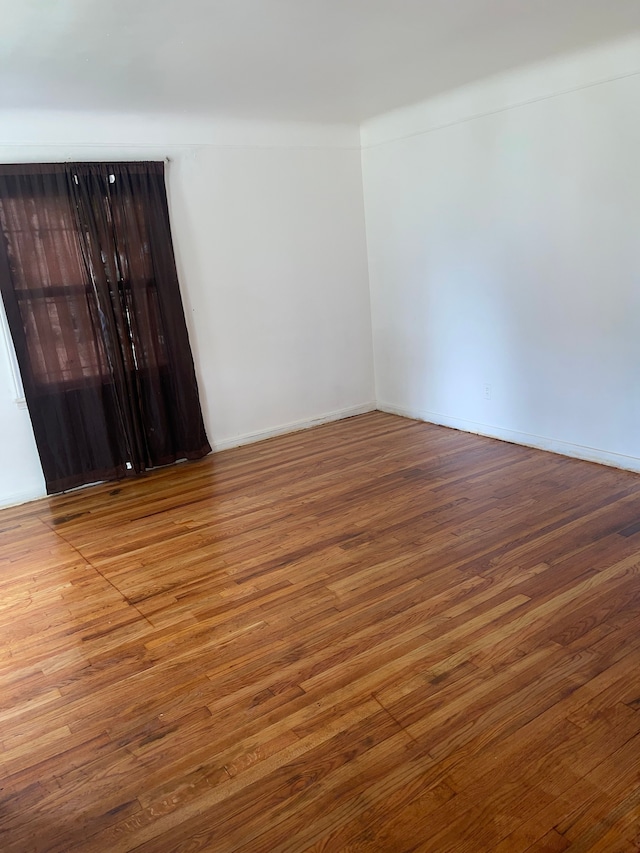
0 403 377 509
8 399 632 508
378 401 640 474
0 485 47 509
212 401 378 452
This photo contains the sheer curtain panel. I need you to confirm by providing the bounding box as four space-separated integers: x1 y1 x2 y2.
0 162 211 494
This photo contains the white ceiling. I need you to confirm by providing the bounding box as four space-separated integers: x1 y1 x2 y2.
1 0 639 124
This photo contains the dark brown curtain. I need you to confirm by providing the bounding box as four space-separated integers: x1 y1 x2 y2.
0 161 211 494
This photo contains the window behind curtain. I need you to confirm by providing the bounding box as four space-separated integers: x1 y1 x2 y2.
0 186 109 386
0 162 211 494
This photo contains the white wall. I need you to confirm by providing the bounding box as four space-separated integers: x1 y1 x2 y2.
0 112 374 505
3 35 640 507
362 37 640 471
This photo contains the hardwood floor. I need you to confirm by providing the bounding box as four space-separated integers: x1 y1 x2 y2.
1 411 640 852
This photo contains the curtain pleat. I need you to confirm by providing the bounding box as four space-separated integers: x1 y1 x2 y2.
0 161 211 494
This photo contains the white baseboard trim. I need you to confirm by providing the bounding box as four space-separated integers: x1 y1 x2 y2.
378 401 640 474
0 403 377 508
8 399 633 508
212 401 378 452
0 485 47 509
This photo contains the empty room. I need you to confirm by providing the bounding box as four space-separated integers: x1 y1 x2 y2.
1 1 640 851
